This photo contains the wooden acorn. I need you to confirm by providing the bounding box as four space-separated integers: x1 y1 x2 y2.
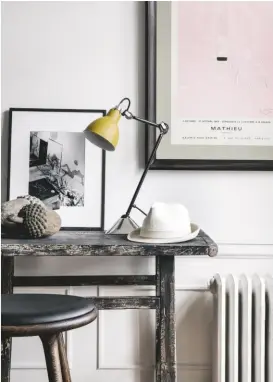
19 204 48 238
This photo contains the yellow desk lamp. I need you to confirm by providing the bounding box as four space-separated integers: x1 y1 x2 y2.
85 98 169 234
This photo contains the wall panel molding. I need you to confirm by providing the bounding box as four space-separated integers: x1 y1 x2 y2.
97 286 155 371
217 243 273 258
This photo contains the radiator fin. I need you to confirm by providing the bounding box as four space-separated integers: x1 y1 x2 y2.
266 276 273 382
227 274 239 382
240 275 252 382
253 275 266 382
212 274 226 382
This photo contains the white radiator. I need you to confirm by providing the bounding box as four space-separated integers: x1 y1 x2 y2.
210 274 273 382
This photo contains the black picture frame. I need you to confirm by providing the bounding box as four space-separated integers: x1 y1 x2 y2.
145 2 273 171
8 108 106 231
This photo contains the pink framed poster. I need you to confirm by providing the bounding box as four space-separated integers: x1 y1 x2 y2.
146 2 273 170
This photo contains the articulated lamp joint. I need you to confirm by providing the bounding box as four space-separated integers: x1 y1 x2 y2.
158 122 169 135
123 110 134 120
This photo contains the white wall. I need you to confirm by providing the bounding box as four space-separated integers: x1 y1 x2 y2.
1 2 273 382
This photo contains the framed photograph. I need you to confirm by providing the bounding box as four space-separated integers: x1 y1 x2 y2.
8 108 106 230
146 2 273 170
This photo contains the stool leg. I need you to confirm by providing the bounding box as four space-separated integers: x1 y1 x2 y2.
57 333 72 382
41 334 63 382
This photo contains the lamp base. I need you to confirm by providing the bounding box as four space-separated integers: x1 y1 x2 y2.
105 215 139 235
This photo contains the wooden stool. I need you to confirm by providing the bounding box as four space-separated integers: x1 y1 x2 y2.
1 294 97 382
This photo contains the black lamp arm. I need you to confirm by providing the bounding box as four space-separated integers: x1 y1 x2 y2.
124 131 164 218
115 97 169 219
123 110 169 135
124 118 169 218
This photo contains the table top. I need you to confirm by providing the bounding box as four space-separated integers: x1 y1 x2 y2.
1 230 218 257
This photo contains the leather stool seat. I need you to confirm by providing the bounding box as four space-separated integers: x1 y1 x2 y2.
1 293 97 382
2 294 96 326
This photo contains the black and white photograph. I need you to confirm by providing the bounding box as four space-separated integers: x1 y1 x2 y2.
8 108 106 230
29 131 85 209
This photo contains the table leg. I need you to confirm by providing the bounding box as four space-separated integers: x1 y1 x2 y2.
156 256 176 382
1 257 14 382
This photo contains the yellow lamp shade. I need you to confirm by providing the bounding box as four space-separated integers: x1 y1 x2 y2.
84 109 121 151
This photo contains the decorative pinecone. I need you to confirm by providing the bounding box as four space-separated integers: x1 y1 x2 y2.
17 195 45 207
19 203 47 238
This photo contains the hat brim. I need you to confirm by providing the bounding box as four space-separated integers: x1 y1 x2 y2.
127 223 200 244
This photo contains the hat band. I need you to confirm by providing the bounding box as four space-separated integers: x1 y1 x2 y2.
140 228 191 239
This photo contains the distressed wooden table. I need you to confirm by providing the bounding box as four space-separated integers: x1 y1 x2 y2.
1 230 217 382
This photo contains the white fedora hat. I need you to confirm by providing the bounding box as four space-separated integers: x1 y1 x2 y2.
127 202 200 244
